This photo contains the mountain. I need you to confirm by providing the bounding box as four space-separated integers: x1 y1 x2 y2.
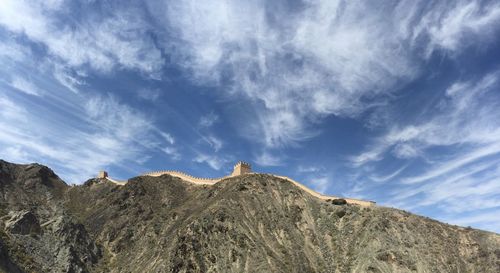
0 160 498 273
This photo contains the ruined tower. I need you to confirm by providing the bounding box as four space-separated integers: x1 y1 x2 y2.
231 161 252 176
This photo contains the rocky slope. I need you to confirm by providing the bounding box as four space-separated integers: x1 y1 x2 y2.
0 159 499 273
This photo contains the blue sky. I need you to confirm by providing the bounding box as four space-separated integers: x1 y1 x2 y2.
1 0 500 232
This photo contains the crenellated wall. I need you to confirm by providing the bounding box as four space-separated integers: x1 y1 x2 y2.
272 175 375 207
98 162 375 207
141 170 225 185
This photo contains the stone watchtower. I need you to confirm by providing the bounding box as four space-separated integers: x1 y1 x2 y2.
231 161 252 176
97 171 108 179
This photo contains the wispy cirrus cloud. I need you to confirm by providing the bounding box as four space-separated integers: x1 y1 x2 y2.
162 147 181 161
423 1 500 53
254 152 283 167
0 0 164 75
307 176 331 194
9 76 42 96
199 112 219 128
193 153 230 171
368 164 409 183
0 90 172 182
350 71 500 231
137 88 161 101
352 71 500 167
160 0 500 148
443 210 500 232
204 135 223 152
0 0 499 233
160 132 175 145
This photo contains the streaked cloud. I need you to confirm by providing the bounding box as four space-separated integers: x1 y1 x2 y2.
199 112 219 128
9 76 42 96
160 132 175 145
254 152 283 167
162 147 181 161
0 0 164 74
137 88 161 101
0 92 162 183
194 153 229 171
352 71 500 166
0 0 499 233
308 176 330 194
162 0 500 148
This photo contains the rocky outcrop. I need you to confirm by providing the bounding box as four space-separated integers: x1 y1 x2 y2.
0 159 499 273
5 211 41 235
0 161 99 273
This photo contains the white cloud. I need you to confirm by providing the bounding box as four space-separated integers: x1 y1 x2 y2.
0 146 31 162
160 132 175 145
353 71 500 167
389 160 496 203
369 164 409 183
199 112 219 127
254 152 282 167
160 0 500 147
425 1 500 53
194 153 228 170
402 143 500 185
9 76 42 96
85 95 152 140
0 92 160 183
392 143 421 159
0 95 28 120
137 88 161 101
0 0 164 75
162 147 181 161
350 145 387 166
297 166 321 173
204 135 223 152
52 64 85 93
308 176 330 194
347 69 500 232
444 210 500 232
388 159 500 223
0 40 31 62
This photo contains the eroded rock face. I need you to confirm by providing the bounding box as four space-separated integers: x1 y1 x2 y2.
0 161 99 273
0 159 499 273
5 211 41 235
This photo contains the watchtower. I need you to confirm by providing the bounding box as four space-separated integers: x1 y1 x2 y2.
231 161 252 176
98 171 108 179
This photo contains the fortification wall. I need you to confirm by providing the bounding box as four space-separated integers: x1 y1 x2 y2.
102 170 374 207
105 177 127 185
272 175 374 207
141 170 224 185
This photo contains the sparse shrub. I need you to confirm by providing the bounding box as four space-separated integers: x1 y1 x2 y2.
336 209 346 218
331 199 347 205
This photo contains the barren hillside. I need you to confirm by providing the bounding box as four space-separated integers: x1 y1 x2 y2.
0 160 498 273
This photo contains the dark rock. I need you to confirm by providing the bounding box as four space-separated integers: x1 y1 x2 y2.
0 238 24 273
5 211 41 235
335 209 347 218
331 198 347 205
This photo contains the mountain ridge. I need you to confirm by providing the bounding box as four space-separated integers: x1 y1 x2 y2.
0 160 499 273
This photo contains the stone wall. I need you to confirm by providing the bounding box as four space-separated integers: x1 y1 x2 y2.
138 171 374 207
272 175 375 207
141 170 225 185
99 163 374 207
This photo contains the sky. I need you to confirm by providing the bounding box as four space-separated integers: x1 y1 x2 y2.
0 0 500 232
